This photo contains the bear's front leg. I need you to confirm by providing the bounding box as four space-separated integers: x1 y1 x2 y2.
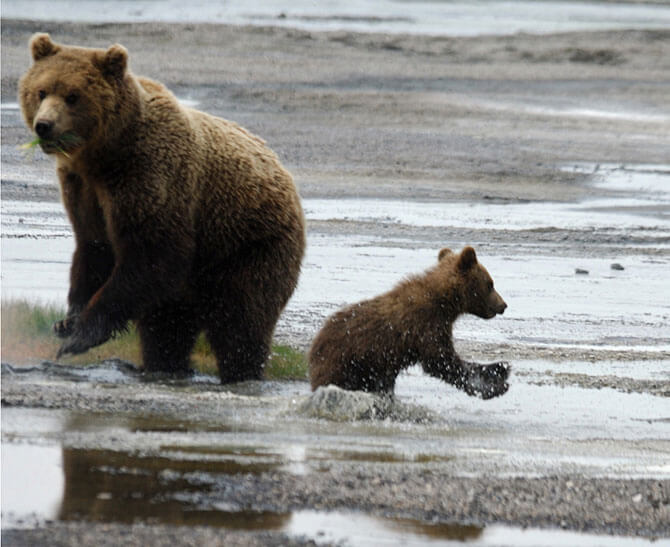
55 241 115 339
55 170 115 339
57 215 194 358
459 361 511 399
421 351 510 399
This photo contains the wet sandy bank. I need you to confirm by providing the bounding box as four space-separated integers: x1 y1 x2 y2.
3 20 670 203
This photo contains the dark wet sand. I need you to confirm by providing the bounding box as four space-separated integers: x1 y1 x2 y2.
2 19 670 545
2 20 670 204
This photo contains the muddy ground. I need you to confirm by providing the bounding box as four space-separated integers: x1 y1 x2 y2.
1 19 670 546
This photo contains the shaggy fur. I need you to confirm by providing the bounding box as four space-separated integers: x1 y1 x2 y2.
19 34 306 382
309 247 510 398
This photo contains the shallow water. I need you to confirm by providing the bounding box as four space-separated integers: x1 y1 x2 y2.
3 164 669 355
3 360 669 478
3 0 670 36
0 434 660 545
2 359 668 541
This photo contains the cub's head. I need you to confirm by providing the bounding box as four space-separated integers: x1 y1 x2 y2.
438 246 507 319
18 33 129 156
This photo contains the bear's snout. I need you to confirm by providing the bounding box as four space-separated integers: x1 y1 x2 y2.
490 290 507 316
35 119 54 139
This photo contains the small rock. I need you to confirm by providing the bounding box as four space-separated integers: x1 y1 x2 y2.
610 263 625 271
632 493 643 503
575 268 589 275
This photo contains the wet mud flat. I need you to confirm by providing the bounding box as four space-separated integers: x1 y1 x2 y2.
2 19 670 546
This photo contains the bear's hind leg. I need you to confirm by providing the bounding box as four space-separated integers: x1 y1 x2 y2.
206 322 271 383
203 238 303 384
137 303 199 375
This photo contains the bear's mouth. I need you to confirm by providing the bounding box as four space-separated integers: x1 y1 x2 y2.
479 307 501 320
38 132 82 156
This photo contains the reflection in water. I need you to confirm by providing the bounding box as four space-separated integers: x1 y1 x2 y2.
3 439 655 545
58 447 283 525
54 446 481 542
286 510 483 545
390 518 483 541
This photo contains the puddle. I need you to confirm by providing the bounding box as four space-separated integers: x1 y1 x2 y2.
286 512 656 546
1 440 409 528
0 443 64 525
0 441 286 527
1 442 658 544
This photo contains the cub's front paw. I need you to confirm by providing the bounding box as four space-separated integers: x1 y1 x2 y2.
53 315 78 338
465 361 510 399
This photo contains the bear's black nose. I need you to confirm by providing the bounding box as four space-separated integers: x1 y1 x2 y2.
35 120 54 139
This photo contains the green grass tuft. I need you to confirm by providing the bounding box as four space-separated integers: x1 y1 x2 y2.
1 299 307 380
5 300 64 336
266 344 308 380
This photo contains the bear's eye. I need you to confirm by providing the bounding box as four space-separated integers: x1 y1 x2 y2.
487 281 494 292
65 93 79 106
38 90 47 101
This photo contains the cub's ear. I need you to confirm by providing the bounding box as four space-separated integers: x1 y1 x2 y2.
99 44 128 79
438 247 453 261
30 33 59 61
457 246 478 272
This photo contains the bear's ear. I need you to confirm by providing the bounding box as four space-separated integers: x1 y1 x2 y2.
457 246 478 272
30 33 59 61
99 44 128 79
438 248 453 261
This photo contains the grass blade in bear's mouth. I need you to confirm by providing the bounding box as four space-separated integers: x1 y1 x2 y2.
20 137 43 150
20 133 81 157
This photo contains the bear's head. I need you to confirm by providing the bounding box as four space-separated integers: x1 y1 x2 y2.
438 246 507 319
19 33 130 156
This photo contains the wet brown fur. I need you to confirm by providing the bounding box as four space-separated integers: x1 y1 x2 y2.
19 34 306 382
308 247 510 398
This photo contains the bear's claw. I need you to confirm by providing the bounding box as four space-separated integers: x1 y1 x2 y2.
53 316 77 338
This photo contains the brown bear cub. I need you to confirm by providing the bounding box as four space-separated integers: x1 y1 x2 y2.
19 34 305 382
309 247 510 398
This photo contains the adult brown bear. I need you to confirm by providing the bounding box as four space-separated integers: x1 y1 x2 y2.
309 247 510 398
19 34 306 382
